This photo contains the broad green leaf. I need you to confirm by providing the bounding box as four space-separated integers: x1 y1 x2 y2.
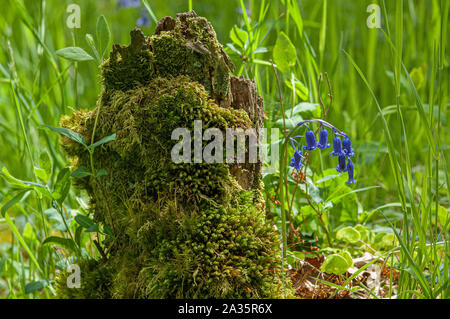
96 15 111 59
34 166 48 183
381 233 398 249
354 224 370 242
89 133 116 149
39 152 52 174
273 32 297 73
338 250 353 268
316 174 341 185
0 167 30 188
289 102 321 118
75 226 84 247
75 214 95 229
52 168 71 204
55 47 94 62
274 115 303 130
85 33 101 63
70 166 91 178
43 125 87 146
86 223 99 233
284 81 309 101
320 254 349 275
96 169 107 178
328 186 380 204
25 280 48 294
230 25 248 48
336 226 361 244
42 236 76 253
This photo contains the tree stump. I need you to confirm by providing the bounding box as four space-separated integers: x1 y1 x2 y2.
56 11 289 298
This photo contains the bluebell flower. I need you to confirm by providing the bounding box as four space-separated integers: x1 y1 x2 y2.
290 149 304 171
346 158 356 183
117 0 140 8
336 155 347 173
317 128 330 149
291 119 357 183
303 130 317 151
137 9 150 27
330 136 345 157
342 137 355 157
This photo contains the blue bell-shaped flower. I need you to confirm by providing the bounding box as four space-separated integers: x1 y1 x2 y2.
336 155 347 173
346 158 356 183
330 136 345 157
117 0 140 8
303 130 317 151
343 137 355 157
317 128 330 149
290 149 304 171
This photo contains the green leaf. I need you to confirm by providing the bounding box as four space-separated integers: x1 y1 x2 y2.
34 166 48 183
75 214 95 229
86 223 99 233
75 226 84 247
55 47 94 62
354 224 370 242
437 205 449 230
230 25 248 49
289 102 320 118
42 236 77 253
284 81 309 101
338 251 353 268
52 168 71 204
1 189 31 217
96 15 111 59
25 280 48 294
70 166 91 178
43 125 87 146
320 254 350 275
0 167 31 188
96 169 107 178
273 115 304 130
315 174 341 185
39 152 52 174
381 233 398 249
85 33 101 64
336 226 361 244
23 223 36 241
273 32 297 73
89 133 116 149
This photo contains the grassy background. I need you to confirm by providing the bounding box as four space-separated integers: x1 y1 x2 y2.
0 0 448 298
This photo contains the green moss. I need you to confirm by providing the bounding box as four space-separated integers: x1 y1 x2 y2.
57 12 291 299
55 259 112 299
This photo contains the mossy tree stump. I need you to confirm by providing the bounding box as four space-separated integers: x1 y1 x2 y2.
56 11 288 298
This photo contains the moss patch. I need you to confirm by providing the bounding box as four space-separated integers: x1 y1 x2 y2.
56 12 290 299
